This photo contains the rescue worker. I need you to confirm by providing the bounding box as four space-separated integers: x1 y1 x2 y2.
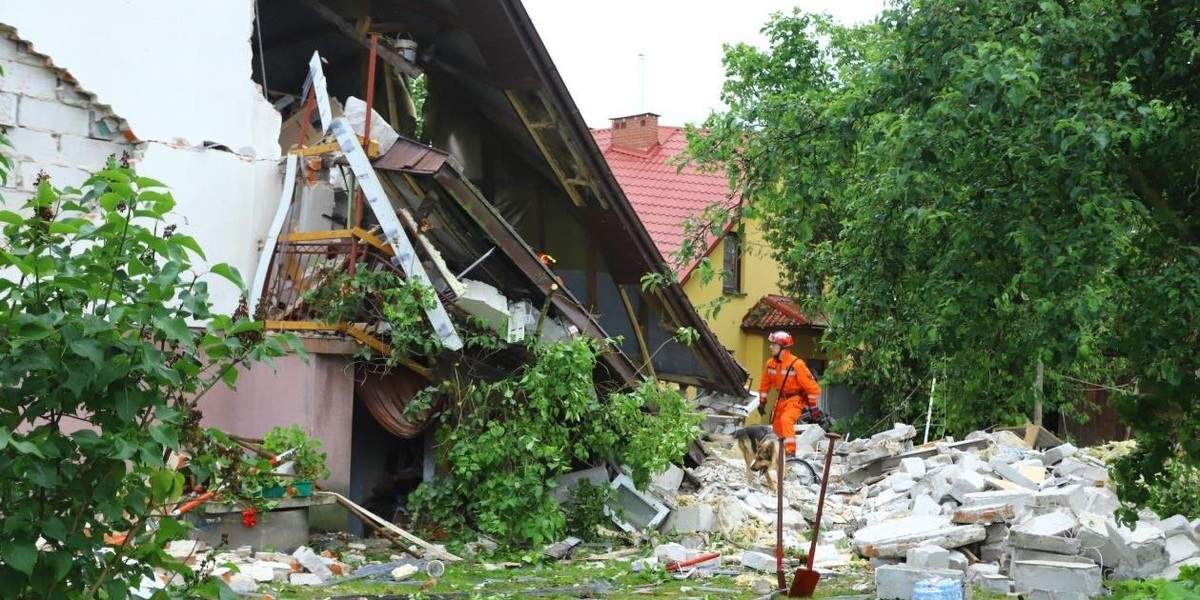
756 330 822 457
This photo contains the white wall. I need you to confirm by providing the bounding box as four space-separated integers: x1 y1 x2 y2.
0 0 283 313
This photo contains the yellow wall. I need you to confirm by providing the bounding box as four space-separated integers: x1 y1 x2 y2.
680 219 826 401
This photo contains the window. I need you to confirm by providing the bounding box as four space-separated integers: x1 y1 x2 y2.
722 232 741 294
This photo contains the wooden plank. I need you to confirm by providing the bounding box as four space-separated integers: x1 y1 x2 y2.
505 90 586 207
318 491 462 561
617 285 656 380
279 229 354 242
351 227 391 253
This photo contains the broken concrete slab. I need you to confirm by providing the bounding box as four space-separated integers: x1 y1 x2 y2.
1165 534 1200 565
1034 484 1087 515
1011 560 1101 596
292 546 333 581
853 516 986 558
1040 443 1077 466
1010 548 1096 565
899 457 927 478
963 490 1034 515
976 574 1012 595
874 565 963 600
741 550 776 572
1011 509 1077 538
1008 531 1082 555
1055 456 1109 485
1107 519 1170 579
989 458 1039 490
913 494 941 517
1077 513 1123 568
649 464 685 495
949 470 987 503
1159 514 1195 540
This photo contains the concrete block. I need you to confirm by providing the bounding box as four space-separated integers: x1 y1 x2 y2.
0 38 19 60
913 494 941 516
1011 560 1101 596
952 503 1015 525
1041 443 1077 466
1079 486 1118 518
1009 531 1082 555
629 556 658 572
289 572 323 586
17 96 89 133
979 542 1005 563
662 503 714 534
965 563 1000 581
1107 518 1170 579
226 573 258 593
714 496 759 536
1013 510 1077 537
1159 514 1194 540
242 563 276 582
977 574 1012 594
874 565 963 600
0 60 59 98
925 454 955 468
1011 548 1095 565
58 134 120 168
794 424 826 453
1162 557 1200 580
457 278 511 334
741 550 776 572
606 474 669 532
3 127 61 163
887 472 916 493
900 457 927 478
1035 484 1087 514
949 470 987 502
654 542 688 563
55 86 93 108
946 549 967 571
0 91 15 126
985 522 1008 544
907 545 950 569
292 546 332 581
1166 534 1200 564
873 423 918 444
1077 513 1122 567
963 490 1034 515
1055 457 1109 485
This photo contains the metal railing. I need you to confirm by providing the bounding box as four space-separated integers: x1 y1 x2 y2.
259 228 432 379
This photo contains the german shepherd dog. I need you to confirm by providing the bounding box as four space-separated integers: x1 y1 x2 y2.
704 425 781 492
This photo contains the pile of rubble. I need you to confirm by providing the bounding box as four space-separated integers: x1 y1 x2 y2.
134 540 366 597
592 418 1200 599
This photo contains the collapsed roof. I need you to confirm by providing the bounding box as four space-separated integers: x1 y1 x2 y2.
253 0 749 395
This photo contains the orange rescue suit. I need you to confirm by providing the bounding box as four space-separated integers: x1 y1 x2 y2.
757 349 821 454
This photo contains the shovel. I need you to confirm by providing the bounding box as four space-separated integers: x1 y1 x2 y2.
775 438 787 592
789 432 842 597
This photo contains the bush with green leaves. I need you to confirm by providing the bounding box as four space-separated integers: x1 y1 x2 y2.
409 336 700 548
1144 459 1200 520
0 159 298 598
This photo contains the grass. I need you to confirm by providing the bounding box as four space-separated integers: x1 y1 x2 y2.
267 549 877 599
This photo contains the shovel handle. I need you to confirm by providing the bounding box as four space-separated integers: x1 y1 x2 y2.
806 433 841 570
171 491 214 517
666 552 721 572
776 438 786 591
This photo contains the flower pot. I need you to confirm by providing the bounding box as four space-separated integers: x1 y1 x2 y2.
290 481 314 498
261 484 288 498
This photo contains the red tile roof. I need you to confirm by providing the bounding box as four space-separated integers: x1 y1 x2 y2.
741 294 828 330
591 126 736 282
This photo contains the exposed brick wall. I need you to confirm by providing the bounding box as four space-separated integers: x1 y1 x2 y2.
0 30 136 203
610 112 660 151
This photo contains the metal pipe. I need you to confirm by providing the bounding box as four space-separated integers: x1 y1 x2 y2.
455 246 497 279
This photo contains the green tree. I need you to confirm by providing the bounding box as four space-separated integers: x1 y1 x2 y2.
686 0 1200 515
0 154 298 597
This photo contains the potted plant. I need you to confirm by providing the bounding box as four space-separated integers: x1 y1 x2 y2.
258 425 330 498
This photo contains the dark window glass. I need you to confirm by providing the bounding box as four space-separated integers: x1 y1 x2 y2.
722 233 741 294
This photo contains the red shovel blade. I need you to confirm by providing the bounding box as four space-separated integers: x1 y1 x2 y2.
789 568 820 597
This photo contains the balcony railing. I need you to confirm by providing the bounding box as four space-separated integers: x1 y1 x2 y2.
259 228 432 379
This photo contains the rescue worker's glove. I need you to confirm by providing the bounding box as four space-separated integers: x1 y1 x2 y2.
757 402 767 416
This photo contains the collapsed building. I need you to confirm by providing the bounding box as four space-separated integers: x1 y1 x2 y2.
0 0 749 532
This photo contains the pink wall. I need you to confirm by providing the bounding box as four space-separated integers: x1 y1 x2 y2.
200 354 355 493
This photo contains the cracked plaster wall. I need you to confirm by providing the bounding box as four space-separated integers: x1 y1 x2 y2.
0 0 283 314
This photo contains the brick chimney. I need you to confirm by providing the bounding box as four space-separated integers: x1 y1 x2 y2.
610 112 660 151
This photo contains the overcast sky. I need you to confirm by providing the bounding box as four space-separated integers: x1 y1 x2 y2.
522 0 888 129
